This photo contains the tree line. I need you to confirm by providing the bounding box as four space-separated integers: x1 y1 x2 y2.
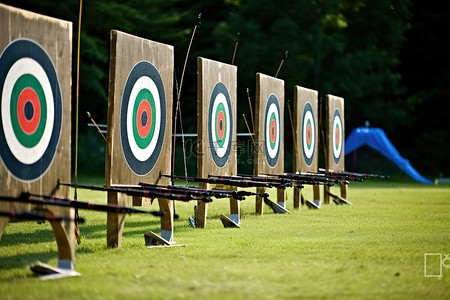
3 0 448 179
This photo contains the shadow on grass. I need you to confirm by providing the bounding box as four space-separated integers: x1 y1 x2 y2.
1 226 56 245
0 250 56 270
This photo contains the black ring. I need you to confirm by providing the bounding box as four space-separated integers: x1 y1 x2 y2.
0 39 62 181
264 94 280 168
302 102 315 166
120 61 166 176
207 82 233 168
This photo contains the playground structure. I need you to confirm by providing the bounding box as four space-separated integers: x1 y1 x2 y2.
345 127 432 185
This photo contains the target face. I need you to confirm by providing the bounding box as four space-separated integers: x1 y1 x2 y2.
332 109 343 164
264 94 281 168
120 61 166 176
302 102 316 166
208 82 232 168
0 39 62 181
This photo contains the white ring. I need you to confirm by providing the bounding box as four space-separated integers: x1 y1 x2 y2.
303 109 315 159
332 114 342 159
126 76 161 162
210 92 230 158
1 58 54 165
265 102 280 159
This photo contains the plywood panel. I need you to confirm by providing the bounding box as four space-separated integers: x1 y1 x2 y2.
253 73 284 176
0 4 73 262
105 30 173 188
293 86 318 173
197 57 237 178
196 57 237 228
292 86 319 209
325 94 345 172
105 30 174 245
253 73 284 213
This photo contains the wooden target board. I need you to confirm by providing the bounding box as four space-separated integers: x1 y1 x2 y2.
0 4 74 267
324 94 346 204
106 30 173 187
197 57 237 178
292 86 320 208
326 94 345 172
105 30 173 246
293 86 318 173
253 73 284 214
196 57 237 228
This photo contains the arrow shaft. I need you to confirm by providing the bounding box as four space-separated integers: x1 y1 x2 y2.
59 182 195 202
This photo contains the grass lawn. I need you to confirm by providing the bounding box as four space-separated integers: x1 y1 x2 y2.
0 180 449 299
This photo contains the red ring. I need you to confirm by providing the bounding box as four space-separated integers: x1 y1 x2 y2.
306 123 312 146
137 100 152 138
17 87 40 135
335 125 340 147
270 119 277 144
217 110 225 140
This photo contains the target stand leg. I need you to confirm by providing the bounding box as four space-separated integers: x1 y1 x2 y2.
192 182 208 228
194 200 208 228
293 186 301 209
107 191 128 248
30 208 79 280
0 216 7 240
313 185 321 207
277 188 286 209
1 212 78 280
323 185 330 204
256 187 265 215
144 199 183 247
220 188 241 228
340 183 347 200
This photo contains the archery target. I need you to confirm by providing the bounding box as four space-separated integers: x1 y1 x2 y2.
0 39 62 181
120 61 166 176
208 82 232 168
302 102 316 166
264 94 280 168
332 109 343 164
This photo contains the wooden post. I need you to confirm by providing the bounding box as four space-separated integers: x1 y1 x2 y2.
194 182 208 228
255 187 265 215
0 4 74 269
105 30 174 246
293 187 301 209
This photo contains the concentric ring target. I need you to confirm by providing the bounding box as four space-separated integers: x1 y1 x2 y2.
120 61 166 176
264 94 280 168
0 39 62 181
208 82 232 168
332 109 343 165
302 102 316 166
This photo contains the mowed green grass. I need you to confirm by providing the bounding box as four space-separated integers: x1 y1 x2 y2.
1 180 449 299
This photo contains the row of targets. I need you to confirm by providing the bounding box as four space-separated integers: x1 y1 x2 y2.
0 4 348 275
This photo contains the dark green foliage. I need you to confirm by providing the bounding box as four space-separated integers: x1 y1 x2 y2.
2 0 446 178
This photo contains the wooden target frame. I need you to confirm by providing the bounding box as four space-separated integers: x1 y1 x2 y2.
324 94 346 203
0 4 74 269
292 86 320 208
105 30 173 246
253 73 284 215
196 57 238 228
